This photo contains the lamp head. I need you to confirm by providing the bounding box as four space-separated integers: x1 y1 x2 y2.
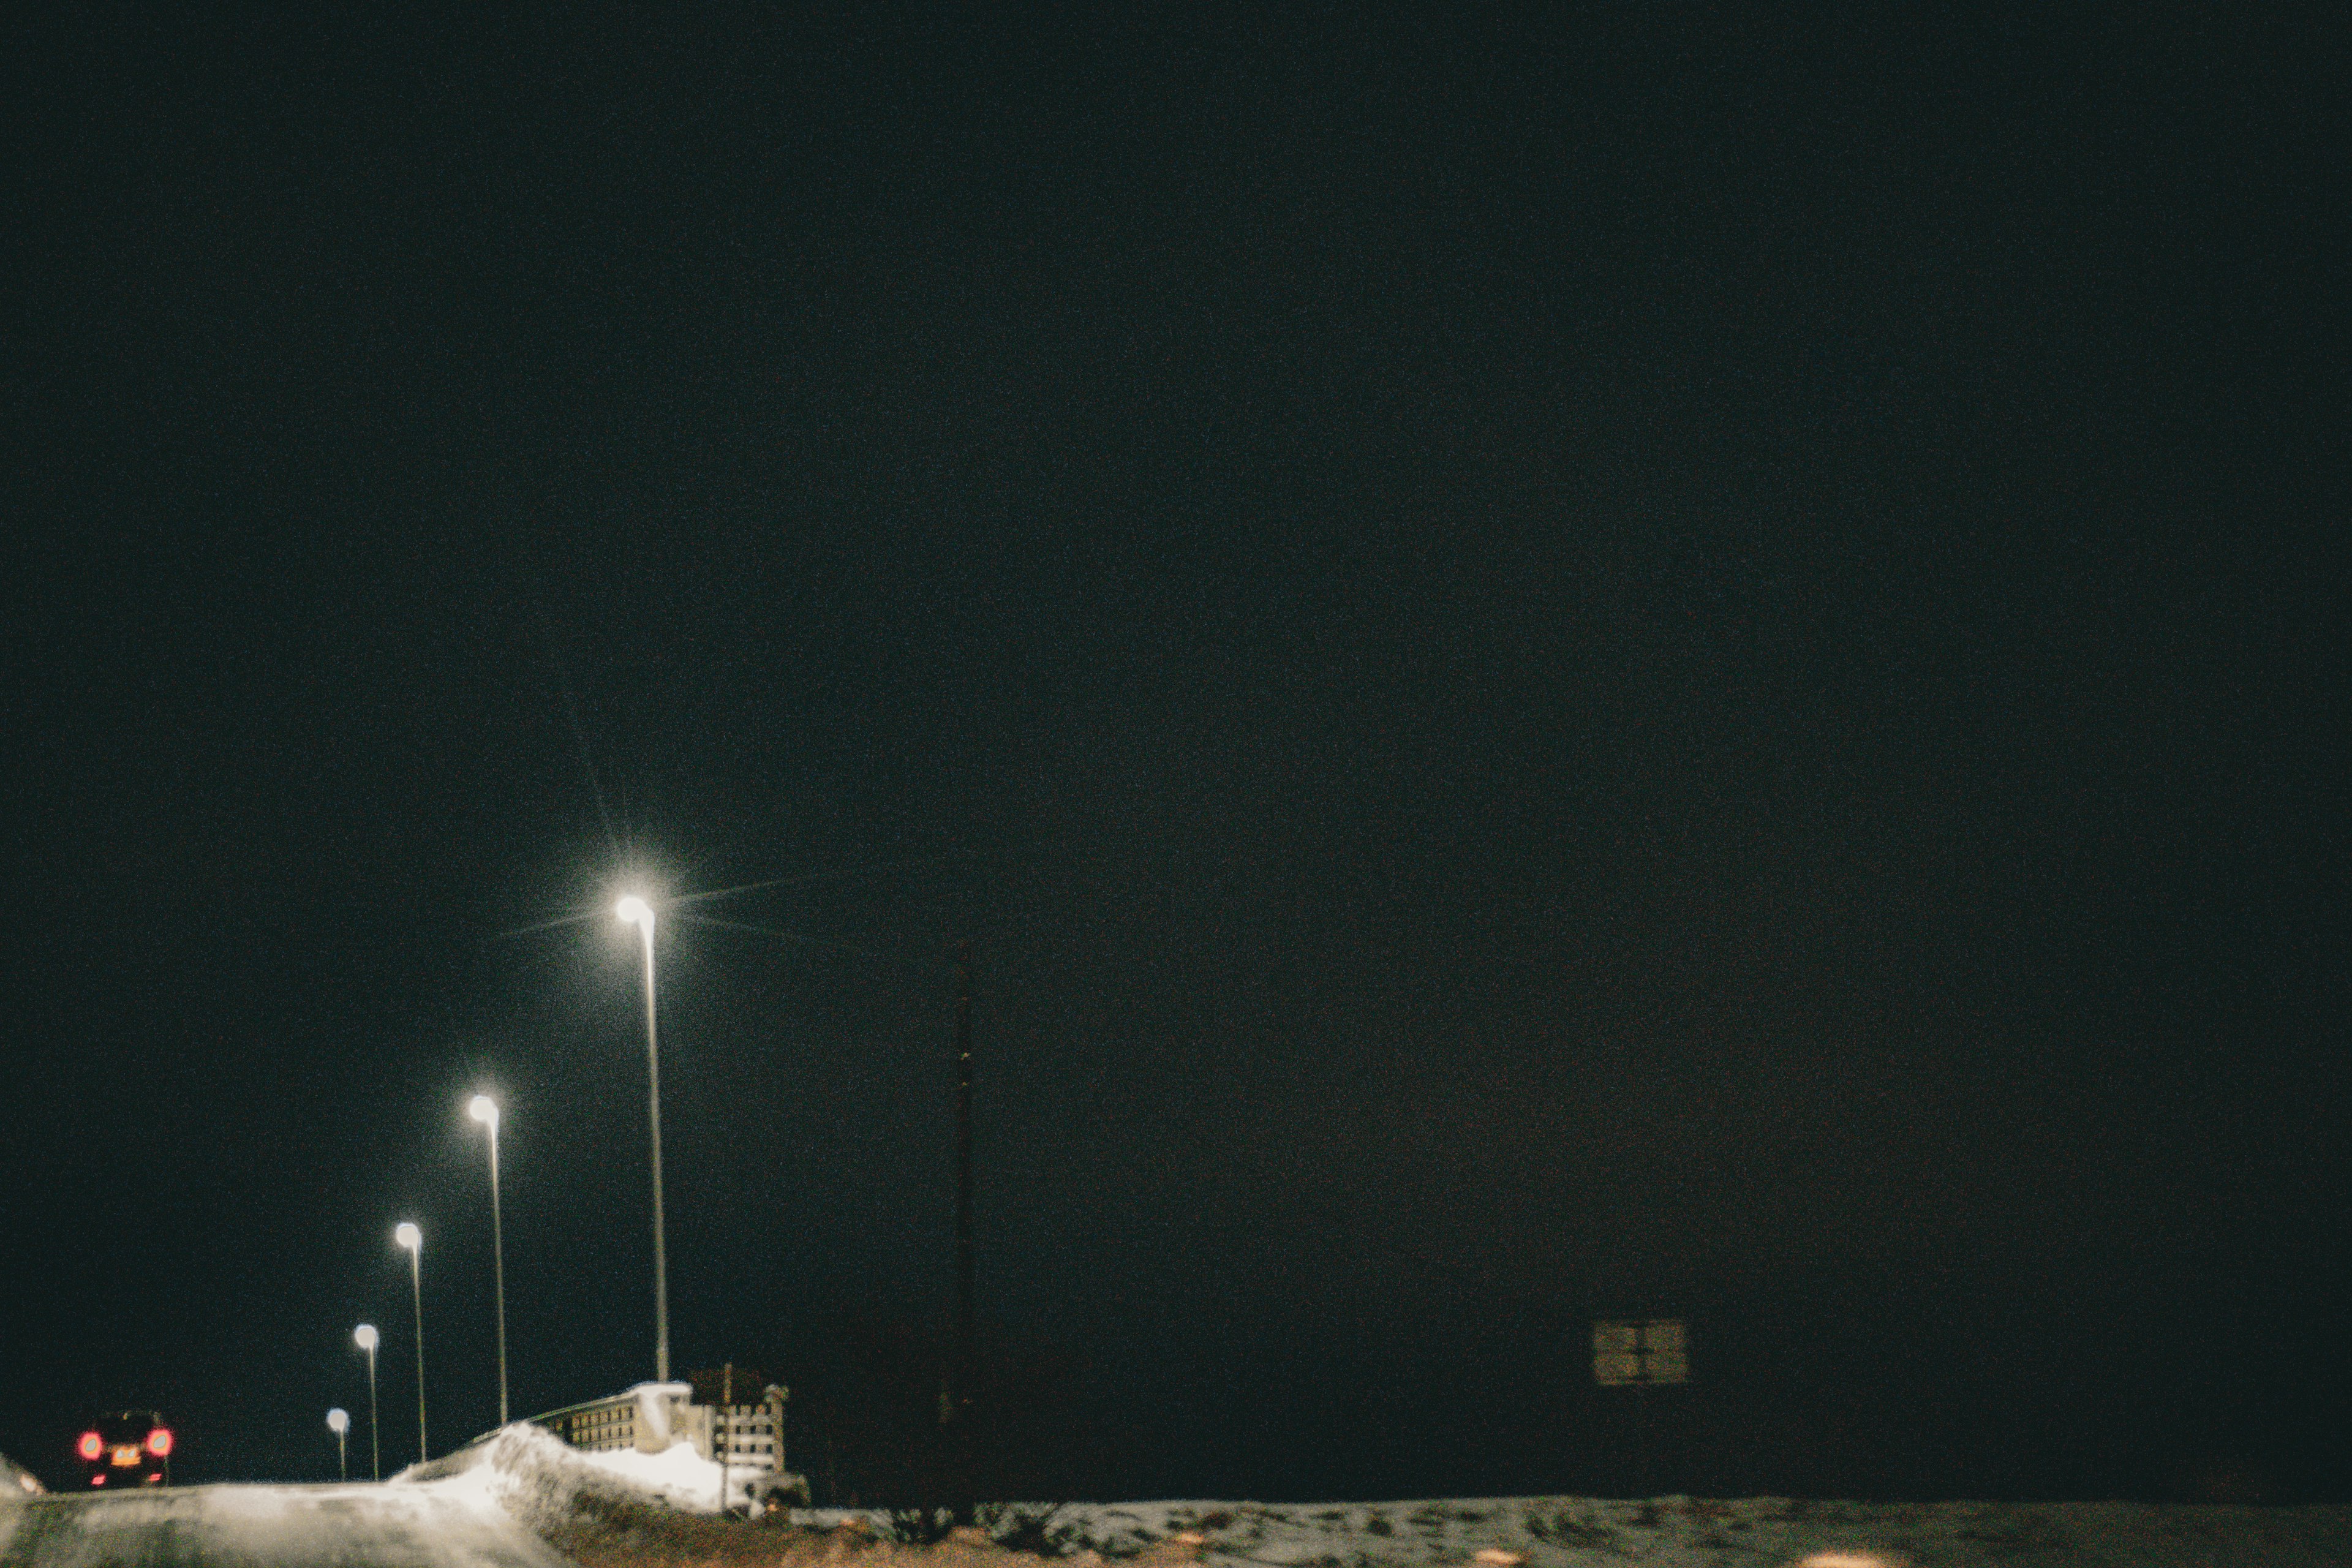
353 1323 378 1352
327 1408 350 1434
467 1094 499 1128
394 1222 421 1253
616 894 654 932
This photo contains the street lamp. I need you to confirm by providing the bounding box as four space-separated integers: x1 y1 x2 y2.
616 894 671 1383
326 1408 350 1482
468 1094 510 1426
394 1221 427 1462
353 1324 380 1480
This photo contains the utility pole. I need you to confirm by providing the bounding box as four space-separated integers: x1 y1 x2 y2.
946 941 977 1524
716 1363 733 1515
953 940 976 1416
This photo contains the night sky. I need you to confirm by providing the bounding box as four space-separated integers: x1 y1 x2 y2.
4 3 2344 1506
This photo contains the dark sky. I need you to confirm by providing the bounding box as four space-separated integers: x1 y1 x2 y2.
3 2 2344 1504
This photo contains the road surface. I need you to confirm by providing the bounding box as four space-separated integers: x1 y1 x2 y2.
0 1482 573 1567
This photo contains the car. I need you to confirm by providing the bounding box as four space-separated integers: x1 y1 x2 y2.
77 1412 173 1488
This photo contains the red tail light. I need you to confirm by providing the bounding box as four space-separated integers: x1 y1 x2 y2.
146 1428 173 1457
92 1474 105 1485
78 1433 103 1461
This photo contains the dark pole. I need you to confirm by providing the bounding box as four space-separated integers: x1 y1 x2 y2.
953 940 976 1414
949 940 977 1521
409 1244 428 1463
364 1338 380 1482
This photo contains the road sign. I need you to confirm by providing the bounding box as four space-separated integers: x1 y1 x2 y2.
1593 1319 1689 1385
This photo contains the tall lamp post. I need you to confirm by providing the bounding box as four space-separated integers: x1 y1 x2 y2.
469 1095 510 1426
395 1222 427 1462
616 894 670 1382
326 1408 350 1482
353 1324 380 1480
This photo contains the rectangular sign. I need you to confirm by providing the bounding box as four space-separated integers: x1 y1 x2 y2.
1593 1319 1689 1385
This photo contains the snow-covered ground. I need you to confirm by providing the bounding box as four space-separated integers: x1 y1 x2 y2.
535 1434 739 1510
0 1451 45 1499
0 1476 571 1567
398 1427 2352 1567
395 1420 784 1520
962 1496 2352 1568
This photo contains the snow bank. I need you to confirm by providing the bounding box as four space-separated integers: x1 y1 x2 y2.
556 1433 731 1509
397 1438 2352 1567
962 1495 2352 1568
393 1421 790 1523
0 1453 43 1502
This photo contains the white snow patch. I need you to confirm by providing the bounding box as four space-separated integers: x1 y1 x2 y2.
393 1420 783 1523
562 1436 731 1509
0 1453 43 1501
394 1436 2352 1567
805 1494 2352 1568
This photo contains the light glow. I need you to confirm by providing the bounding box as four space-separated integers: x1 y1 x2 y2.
394 1222 421 1252
1801 1555 1902 1568
616 895 655 932
78 1432 102 1461
326 1409 349 1434
353 1322 378 1351
145 1428 172 1457
467 1094 499 1128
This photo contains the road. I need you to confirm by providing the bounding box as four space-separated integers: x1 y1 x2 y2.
0 1482 574 1568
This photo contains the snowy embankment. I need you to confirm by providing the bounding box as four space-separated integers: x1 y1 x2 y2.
401 1428 2352 1567
992 1496 2352 1568
0 1452 44 1500
394 1420 768 1521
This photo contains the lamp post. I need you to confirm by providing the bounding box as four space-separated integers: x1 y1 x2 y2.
326 1408 350 1482
395 1222 427 1462
353 1324 381 1480
616 894 670 1382
469 1095 510 1426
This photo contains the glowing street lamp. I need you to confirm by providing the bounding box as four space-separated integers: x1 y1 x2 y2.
353 1324 380 1480
468 1095 510 1426
616 894 671 1382
326 1408 350 1482
394 1222 427 1462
